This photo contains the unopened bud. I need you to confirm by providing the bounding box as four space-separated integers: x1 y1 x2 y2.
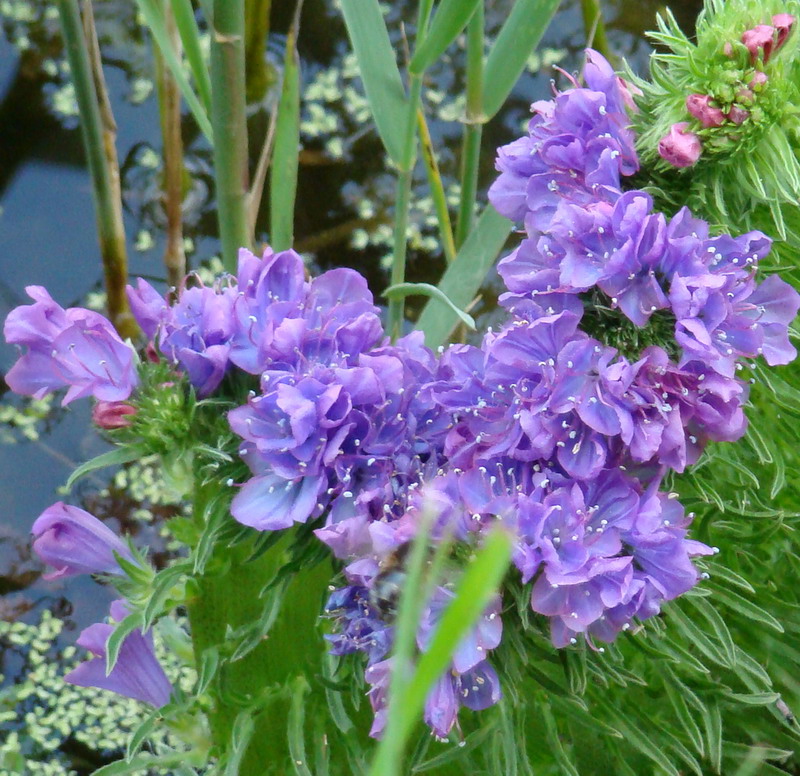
773 13 796 49
742 24 776 63
727 105 750 125
92 400 137 429
686 94 726 128
658 122 702 168
749 71 768 90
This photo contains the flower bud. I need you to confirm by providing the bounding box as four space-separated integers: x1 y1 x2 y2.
686 94 726 128
32 502 134 580
92 400 137 429
773 13 795 49
742 24 776 63
658 122 702 168
727 105 750 125
749 71 768 90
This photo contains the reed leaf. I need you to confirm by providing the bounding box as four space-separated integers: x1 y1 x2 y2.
482 0 560 119
170 0 213 112
339 0 409 165
409 0 482 74
415 205 511 347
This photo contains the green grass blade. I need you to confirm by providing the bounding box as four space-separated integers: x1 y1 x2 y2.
409 0 482 74
482 0 560 119
170 0 213 113
384 282 476 330
370 529 513 776
415 205 511 347
135 0 213 141
270 26 300 251
340 0 409 165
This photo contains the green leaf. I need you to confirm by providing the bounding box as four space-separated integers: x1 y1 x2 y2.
225 710 255 776
66 446 142 490
135 0 213 141
196 646 220 697
125 709 160 762
105 611 145 676
371 529 513 776
384 282 476 330
170 0 212 112
409 0 482 75
270 26 300 251
685 596 737 667
710 586 785 633
415 205 511 347
704 700 723 774
340 0 409 164
724 691 781 706
92 753 188 775
663 674 705 756
482 0 561 119
142 562 190 631
540 699 580 776
288 677 313 776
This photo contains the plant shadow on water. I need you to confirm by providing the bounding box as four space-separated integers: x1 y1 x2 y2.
0 0 703 772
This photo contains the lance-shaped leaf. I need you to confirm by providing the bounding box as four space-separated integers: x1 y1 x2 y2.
135 0 213 140
415 205 511 347
482 0 561 119
340 0 409 164
409 0 482 75
170 0 212 112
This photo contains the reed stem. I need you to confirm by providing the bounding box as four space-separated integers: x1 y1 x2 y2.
455 3 484 249
56 0 136 338
210 0 252 271
387 0 435 341
580 0 613 61
244 0 273 103
155 0 186 289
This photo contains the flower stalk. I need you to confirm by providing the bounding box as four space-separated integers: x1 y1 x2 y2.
210 0 252 271
455 3 485 249
56 0 136 339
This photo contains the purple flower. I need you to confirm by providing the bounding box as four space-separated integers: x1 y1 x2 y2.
32 502 135 580
658 122 702 168
4 286 138 405
65 600 172 707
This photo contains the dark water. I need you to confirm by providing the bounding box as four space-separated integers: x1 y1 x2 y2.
0 0 702 749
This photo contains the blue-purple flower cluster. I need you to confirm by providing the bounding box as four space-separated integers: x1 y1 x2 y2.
5 49 799 744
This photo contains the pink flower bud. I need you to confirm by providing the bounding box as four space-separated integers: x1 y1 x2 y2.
742 24 776 63
145 342 160 363
773 13 795 49
658 122 702 168
686 94 726 128
92 400 137 429
617 76 643 112
727 105 750 125
723 41 734 57
749 71 768 89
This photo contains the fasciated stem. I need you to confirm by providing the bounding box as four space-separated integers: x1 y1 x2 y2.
187 478 333 774
455 4 484 249
386 0 435 341
57 0 136 339
154 0 186 289
210 0 252 271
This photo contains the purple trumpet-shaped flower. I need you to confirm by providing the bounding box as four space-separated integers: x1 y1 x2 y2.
658 123 702 168
773 13 796 49
65 600 172 707
742 24 778 63
32 502 135 580
4 286 138 405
